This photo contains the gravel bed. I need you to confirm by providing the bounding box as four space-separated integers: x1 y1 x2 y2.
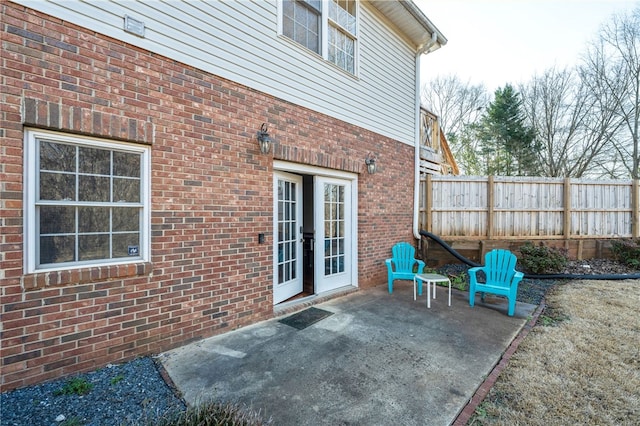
1 357 185 426
436 263 555 305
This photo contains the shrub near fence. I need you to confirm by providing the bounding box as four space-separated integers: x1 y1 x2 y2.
419 176 640 264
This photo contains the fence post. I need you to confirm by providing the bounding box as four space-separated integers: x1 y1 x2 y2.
487 176 494 239
563 177 571 240
426 174 433 233
633 179 639 238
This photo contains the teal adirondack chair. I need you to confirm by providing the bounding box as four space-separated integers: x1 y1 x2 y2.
468 249 524 316
385 242 425 294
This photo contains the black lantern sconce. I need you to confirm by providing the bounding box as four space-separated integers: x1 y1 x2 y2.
365 152 377 174
256 123 273 154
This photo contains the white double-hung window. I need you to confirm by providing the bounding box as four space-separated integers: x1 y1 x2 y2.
24 129 150 273
282 0 358 74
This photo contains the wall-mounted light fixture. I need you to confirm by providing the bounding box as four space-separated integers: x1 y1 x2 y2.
365 152 377 174
256 123 273 154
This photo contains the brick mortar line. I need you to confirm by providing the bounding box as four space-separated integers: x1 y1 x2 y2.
451 300 547 426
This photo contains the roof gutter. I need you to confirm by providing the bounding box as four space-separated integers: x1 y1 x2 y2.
413 32 439 240
400 0 447 49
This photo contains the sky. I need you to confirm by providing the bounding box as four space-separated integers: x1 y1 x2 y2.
415 0 639 91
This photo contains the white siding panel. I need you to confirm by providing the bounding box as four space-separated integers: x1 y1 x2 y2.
359 7 416 140
16 0 420 145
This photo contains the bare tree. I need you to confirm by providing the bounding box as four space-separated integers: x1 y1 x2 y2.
520 67 620 178
421 74 489 174
421 74 489 138
580 6 640 179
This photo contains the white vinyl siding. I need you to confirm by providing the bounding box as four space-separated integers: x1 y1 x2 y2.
15 0 418 146
359 6 416 141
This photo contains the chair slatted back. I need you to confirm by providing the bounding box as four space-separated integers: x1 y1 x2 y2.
485 249 518 286
392 242 417 273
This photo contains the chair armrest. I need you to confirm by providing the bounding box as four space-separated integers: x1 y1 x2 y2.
513 271 524 283
415 259 426 274
468 266 484 285
385 259 394 272
467 266 482 277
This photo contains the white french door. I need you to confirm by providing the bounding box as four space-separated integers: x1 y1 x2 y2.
314 176 352 293
273 172 304 304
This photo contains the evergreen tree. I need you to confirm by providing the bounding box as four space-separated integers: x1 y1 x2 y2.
477 85 539 176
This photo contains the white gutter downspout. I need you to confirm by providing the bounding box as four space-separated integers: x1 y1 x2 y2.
413 32 438 240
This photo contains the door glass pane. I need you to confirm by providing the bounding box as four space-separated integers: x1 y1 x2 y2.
323 183 345 277
290 241 297 280
278 241 285 264
277 178 298 285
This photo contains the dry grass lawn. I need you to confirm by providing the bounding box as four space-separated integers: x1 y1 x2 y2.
471 279 640 426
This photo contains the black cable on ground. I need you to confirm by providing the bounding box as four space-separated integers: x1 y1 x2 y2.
419 230 640 281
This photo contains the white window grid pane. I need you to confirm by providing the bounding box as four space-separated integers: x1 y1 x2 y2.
283 0 321 54
329 0 356 34
35 138 144 269
328 26 355 73
283 0 357 74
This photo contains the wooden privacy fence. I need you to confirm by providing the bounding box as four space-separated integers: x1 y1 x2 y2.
420 175 640 240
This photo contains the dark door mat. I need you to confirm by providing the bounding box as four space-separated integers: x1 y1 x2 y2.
279 307 334 330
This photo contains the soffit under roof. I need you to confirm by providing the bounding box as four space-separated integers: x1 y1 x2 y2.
367 0 447 52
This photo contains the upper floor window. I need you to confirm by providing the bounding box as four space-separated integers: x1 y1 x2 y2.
283 0 321 54
282 0 358 74
328 0 356 73
24 129 150 273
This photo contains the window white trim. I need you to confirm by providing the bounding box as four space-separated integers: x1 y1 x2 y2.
279 0 359 76
23 128 151 274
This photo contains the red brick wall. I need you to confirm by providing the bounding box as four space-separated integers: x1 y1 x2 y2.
0 2 416 391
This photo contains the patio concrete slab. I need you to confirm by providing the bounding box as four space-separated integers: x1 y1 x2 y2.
158 283 536 426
